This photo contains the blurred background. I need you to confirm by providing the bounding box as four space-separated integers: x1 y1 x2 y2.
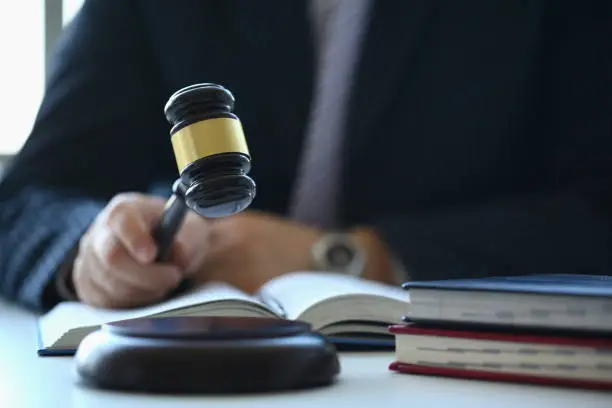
0 0 84 175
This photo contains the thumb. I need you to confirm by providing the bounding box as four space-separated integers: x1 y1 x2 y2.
168 236 205 277
170 213 211 276
137 196 173 226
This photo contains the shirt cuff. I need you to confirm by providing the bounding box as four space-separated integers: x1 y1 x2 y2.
54 246 79 301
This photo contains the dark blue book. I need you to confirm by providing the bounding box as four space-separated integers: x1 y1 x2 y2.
401 274 612 333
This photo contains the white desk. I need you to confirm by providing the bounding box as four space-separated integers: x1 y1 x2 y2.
1 299 609 408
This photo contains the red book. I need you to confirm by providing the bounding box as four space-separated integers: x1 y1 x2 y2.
388 324 612 390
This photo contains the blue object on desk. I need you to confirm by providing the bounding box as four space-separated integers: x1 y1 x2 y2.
403 274 612 297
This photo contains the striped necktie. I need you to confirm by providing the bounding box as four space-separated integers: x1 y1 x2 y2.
289 0 373 229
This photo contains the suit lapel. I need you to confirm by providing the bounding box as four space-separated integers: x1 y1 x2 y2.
346 0 441 154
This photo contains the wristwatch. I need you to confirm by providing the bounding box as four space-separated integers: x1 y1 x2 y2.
310 232 366 277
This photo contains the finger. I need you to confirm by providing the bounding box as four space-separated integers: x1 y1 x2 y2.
104 203 158 264
89 252 180 309
107 259 183 296
91 223 128 269
170 212 212 275
93 234 182 293
112 194 172 230
106 193 167 220
170 238 204 276
90 223 174 287
87 273 153 309
82 270 121 308
73 255 119 308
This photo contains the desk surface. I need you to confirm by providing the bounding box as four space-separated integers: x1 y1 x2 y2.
1 299 610 408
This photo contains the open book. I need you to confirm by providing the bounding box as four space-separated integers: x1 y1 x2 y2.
38 271 409 355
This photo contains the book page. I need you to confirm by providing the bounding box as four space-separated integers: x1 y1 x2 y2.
39 281 271 349
259 271 408 320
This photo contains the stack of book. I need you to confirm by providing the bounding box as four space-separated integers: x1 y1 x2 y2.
388 274 612 389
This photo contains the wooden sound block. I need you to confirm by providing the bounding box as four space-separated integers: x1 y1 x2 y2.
74 316 340 394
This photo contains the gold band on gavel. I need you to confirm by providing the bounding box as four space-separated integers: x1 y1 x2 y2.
171 117 250 173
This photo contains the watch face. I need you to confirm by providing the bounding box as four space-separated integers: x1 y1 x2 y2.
325 242 356 269
312 233 365 276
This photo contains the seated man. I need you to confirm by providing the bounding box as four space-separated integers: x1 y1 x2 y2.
1 0 611 312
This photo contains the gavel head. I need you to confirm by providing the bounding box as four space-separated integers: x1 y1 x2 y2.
164 83 256 218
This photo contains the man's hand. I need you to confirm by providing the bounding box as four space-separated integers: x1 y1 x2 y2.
191 211 398 293
72 193 211 308
193 211 324 294
70 192 397 309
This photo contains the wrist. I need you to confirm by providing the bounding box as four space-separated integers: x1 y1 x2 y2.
55 246 79 301
310 231 365 276
349 227 400 285
307 227 400 285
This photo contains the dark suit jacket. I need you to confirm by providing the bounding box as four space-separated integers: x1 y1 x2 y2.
1 0 612 311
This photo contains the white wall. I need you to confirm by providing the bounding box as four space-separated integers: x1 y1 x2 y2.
0 0 84 157
0 0 85 177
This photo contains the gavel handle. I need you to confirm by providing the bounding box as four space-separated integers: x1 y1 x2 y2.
151 193 193 296
151 194 189 263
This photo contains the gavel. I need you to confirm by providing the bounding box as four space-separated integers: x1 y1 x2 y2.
152 83 256 262
74 83 339 394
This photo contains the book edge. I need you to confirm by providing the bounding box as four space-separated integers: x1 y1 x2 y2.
36 321 77 356
388 324 612 347
388 361 612 390
401 278 612 298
